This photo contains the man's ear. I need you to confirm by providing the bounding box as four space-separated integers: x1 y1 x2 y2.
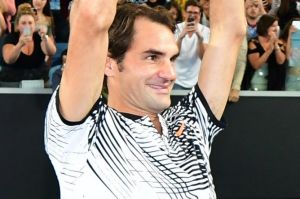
104 56 117 77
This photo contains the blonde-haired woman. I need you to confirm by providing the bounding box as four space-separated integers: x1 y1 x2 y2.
0 3 56 85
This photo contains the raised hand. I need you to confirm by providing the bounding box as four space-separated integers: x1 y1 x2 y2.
59 0 119 121
69 0 118 34
37 24 48 39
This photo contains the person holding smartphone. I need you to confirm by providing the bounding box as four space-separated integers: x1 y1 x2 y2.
0 3 56 86
173 0 210 90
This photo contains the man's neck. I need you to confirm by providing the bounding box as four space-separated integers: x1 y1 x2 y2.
247 17 258 27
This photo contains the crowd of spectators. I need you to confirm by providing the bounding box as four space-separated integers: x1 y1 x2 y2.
0 0 299 100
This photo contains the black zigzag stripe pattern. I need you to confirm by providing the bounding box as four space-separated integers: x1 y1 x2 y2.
45 86 225 199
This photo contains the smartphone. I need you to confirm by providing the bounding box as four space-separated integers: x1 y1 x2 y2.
187 16 195 26
23 26 32 36
187 15 195 23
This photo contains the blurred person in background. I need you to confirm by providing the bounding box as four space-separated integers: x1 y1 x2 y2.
146 0 167 7
31 0 56 67
165 0 182 23
242 14 287 91
245 0 266 40
0 3 56 86
199 0 209 27
281 18 300 90
32 0 55 37
173 0 210 90
277 0 300 30
49 47 66 90
228 38 248 102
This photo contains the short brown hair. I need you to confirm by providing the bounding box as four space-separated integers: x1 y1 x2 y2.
256 14 278 36
108 3 175 64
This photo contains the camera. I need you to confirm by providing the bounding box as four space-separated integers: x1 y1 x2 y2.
187 15 195 23
187 15 195 26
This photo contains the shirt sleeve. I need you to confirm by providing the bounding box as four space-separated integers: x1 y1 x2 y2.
44 88 104 168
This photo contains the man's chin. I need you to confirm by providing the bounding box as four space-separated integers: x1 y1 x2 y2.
154 98 171 112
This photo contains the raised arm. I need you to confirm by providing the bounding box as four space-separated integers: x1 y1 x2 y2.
59 0 118 121
198 0 246 119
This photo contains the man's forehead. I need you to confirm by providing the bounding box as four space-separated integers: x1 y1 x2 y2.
186 5 200 11
246 0 259 6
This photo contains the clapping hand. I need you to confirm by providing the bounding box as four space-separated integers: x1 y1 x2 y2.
37 24 48 40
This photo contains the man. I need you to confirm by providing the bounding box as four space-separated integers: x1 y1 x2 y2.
245 0 264 39
45 0 245 198
173 0 210 90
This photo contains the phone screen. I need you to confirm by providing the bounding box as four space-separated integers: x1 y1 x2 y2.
23 27 32 36
292 21 300 30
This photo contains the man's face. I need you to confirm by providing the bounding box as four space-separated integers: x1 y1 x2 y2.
245 0 260 20
108 17 178 114
201 0 209 16
185 5 201 23
169 6 178 21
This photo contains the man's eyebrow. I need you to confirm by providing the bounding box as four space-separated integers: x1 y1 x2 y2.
143 49 179 60
143 49 165 56
171 53 180 61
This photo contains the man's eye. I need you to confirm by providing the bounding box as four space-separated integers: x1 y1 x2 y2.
146 55 158 61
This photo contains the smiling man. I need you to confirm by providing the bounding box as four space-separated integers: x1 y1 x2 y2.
45 0 246 198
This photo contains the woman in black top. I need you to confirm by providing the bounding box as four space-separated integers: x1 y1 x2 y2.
242 14 287 90
0 3 56 82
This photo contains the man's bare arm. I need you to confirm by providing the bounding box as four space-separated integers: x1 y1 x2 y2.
59 0 118 121
198 0 246 120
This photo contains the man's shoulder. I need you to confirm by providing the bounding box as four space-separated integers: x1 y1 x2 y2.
176 22 185 26
175 22 185 30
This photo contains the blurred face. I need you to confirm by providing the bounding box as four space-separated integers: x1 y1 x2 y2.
201 0 209 16
245 0 260 20
185 5 201 23
108 18 178 114
17 14 35 34
169 6 178 21
267 20 279 38
32 0 47 11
